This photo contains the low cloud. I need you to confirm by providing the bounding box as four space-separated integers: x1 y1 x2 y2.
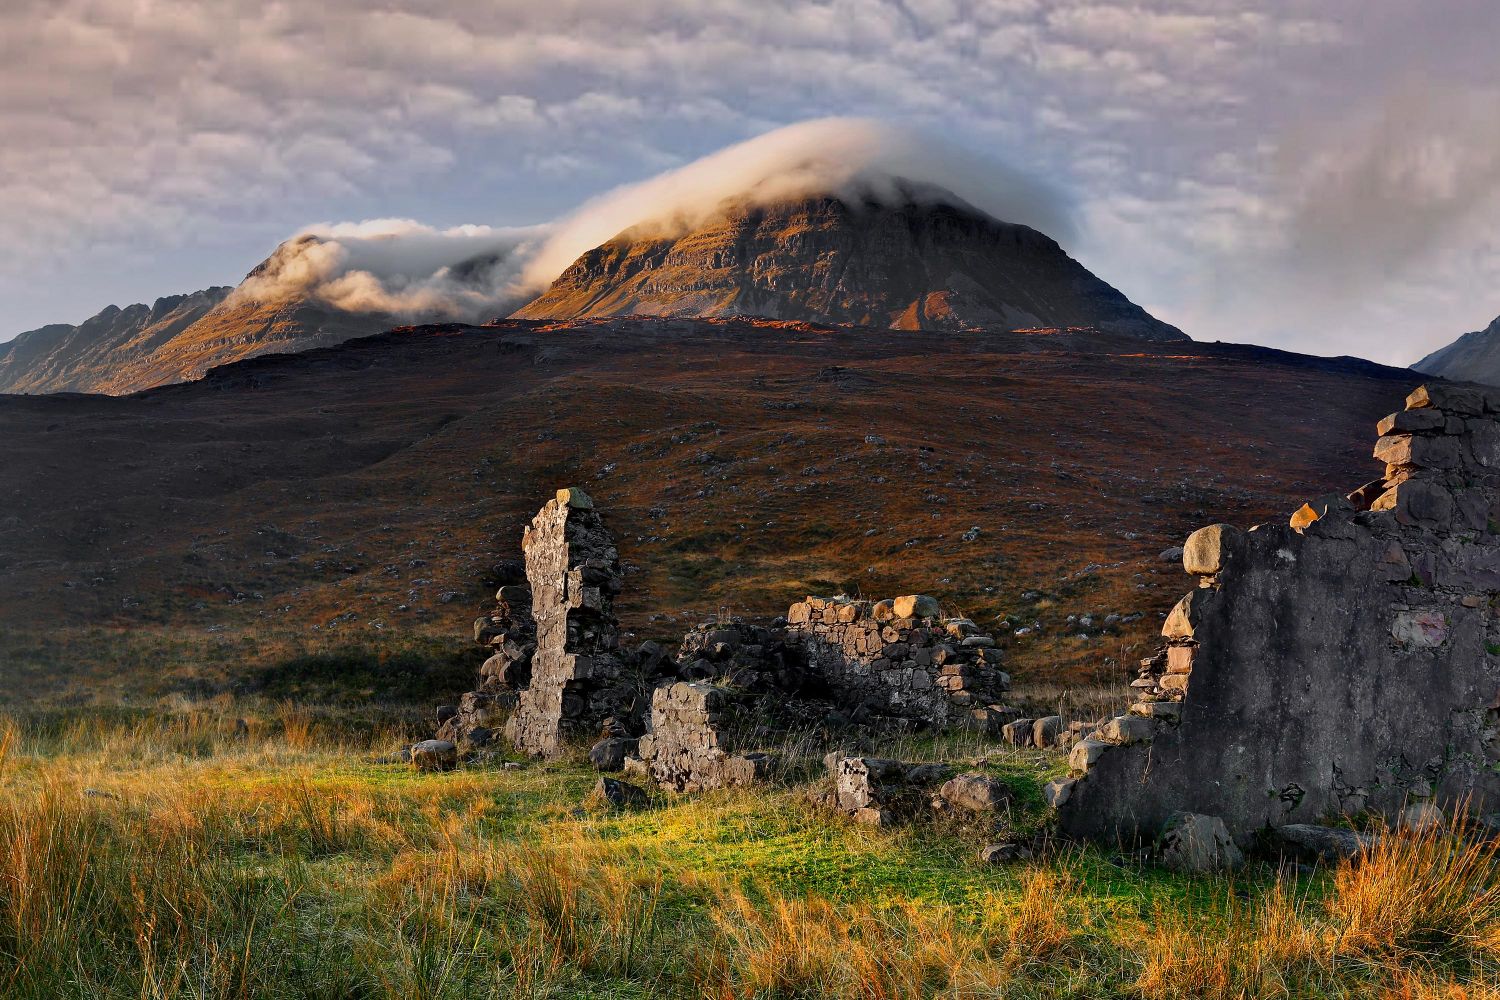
518 117 1075 291
227 219 547 320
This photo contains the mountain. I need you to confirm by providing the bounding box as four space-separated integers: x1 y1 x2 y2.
1413 314 1500 386
0 315 1416 703
514 193 1187 341
0 288 232 394
0 244 404 396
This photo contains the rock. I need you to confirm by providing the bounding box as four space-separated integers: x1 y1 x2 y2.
939 773 1010 812
1096 714 1154 746
411 740 458 772
591 777 648 809
1001 718 1035 747
1400 802 1443 833
1043 778 1075 808
892 594 941 619
588 737 635 772
1160 813 1243 872
436 704 458 725
1032 715 1064 748
1273 824 1375 862
1158 545 1185 562
1182 524 1241 576
978 842 1033 864
1070 737 1111 773
555 486 594 509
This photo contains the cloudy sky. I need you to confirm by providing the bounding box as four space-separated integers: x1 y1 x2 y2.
3 0 1498 365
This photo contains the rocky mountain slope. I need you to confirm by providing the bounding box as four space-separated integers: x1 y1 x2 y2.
1414 313 1500 386
514 194 1186 341
0 250 402 396
0 288 232 394
0 315 1415 703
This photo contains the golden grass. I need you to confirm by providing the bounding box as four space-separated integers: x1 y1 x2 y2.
4 705 1500 998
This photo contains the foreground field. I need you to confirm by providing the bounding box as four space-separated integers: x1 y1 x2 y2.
4 702 1500 999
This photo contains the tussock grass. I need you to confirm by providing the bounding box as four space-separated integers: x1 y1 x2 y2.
4 704 1500 998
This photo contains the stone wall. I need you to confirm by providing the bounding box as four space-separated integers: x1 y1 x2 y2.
1054 383 1500 842
636 681 771 791
504 487 629 757
785 595 1011 727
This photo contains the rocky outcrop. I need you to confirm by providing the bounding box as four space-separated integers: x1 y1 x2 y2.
504 488 631 757
513 193 1187 342
785 595 1011 727
1054 383 1500 843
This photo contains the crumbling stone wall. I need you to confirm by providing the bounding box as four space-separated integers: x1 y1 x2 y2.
1055 383 1500 842
785 595 1011 727
504 488 629 757
636 681 771 791
438 582 534 746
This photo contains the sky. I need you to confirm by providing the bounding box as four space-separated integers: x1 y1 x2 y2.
3 1 1499 366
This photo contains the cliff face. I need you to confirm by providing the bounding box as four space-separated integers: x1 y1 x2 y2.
1414 315 1500 387
514 195 1187 341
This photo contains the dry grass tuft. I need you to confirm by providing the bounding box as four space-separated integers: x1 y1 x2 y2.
1330 823 1500 961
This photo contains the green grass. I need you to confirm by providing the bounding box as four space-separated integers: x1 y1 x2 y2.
3 704 1500 998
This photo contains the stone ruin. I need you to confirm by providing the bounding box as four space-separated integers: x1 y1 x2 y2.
428 381 1500 864
435 487 1014 790
785 595 1012 730
1053 382 1500 845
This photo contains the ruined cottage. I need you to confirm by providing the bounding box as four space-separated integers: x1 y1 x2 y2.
1054 382 1500 842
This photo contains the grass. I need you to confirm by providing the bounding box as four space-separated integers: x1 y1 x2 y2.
3 703 1500 998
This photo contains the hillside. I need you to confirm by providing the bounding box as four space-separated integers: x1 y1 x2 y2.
1414 313 1500 386
514 195 1186 341
0 316 1417 703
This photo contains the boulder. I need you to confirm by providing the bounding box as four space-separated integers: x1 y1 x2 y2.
1160 813 1242 872
591 776 648 809
1032 715 1064 748
1182 524 1241 576
1001 718 1035 747
939 773 1010 812
1272 824 1375 862
893 594 942 619
410 739 458 772
588 737 636 772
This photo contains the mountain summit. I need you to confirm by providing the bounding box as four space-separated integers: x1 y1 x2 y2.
513 192 1186 340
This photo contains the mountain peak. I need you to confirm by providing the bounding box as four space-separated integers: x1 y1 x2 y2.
513 189 1185 341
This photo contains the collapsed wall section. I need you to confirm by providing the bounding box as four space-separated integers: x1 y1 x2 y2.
1054 383 1500 842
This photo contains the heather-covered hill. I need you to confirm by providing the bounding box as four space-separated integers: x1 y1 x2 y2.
0 317 1416 702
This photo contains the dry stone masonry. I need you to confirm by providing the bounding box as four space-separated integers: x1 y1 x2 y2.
635 681 772 791
1053 383 1500 843
785 595 1012 728
504 487 630 757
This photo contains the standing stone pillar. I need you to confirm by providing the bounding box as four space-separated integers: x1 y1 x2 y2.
504 487 626 757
